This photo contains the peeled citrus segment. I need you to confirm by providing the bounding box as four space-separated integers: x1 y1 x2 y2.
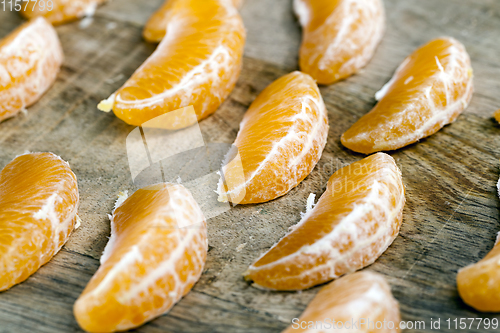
142 0 177 43
74 183 207 332
100 0 246 129
217 71 328 205
0 17 63 123
0 152 79 291
457 238 500 312
282 271 401 333
341 37 474 154
143 0 243 43
494 109 500 124
20 0 106 25
294 0 385 85
457 177 500 312
244 153 405 290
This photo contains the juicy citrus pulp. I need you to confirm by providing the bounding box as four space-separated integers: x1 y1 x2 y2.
143 0 244 43
457 238 500 312
244 152 405 290
494 109 500 124
20 0 107 25
0 152 79 291
99 0 246 129
217 71 329 204
74 183 207 332
341 37 473 154
294 0 385 84
282 271 401 333
457 176 500 312
0 17 63 122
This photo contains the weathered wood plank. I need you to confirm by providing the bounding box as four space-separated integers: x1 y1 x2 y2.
1 0 500 332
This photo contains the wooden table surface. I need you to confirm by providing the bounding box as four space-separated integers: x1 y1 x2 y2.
1 0 500 332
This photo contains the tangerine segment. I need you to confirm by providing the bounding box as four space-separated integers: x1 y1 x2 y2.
74 183 207 332
20 0 106 25
143 0 244 43
217 71 328 205
0 153 79 291
457 178 500 315
282 271 401 333
494 109 500 124
244 153 405 290
294 0 385 85
99 0 246 129
0 17 63 123
341 37 473 154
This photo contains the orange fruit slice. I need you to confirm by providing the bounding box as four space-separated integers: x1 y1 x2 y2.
20 0 106 25
244 152 405 290
294 0 385 85
217 71 329 205
0 152 79 291
74 183 207 332
98 0 246 129
457 236 500 312
143 0 243 43
457 176 500 313
0 17 63 123
142 0 177 43
282 271 401 333
341 37 473 154
494 109 500 124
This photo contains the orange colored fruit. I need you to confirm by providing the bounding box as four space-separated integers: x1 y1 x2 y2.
282 271 401 333
457 238 500 312
294 0 385 85
217 71 328 205
20 0 106 25
143 0 244 43
0 152 79 291
244 153 405 290
99 0 246 129
0 17 63 123
494 109 500 124
341 37 473 154
142 0 177 43
74 183 207 332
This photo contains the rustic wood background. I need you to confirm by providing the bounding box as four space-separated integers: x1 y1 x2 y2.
1 0 500 332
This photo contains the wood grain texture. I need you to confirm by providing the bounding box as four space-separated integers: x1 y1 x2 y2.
1 0 500 332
